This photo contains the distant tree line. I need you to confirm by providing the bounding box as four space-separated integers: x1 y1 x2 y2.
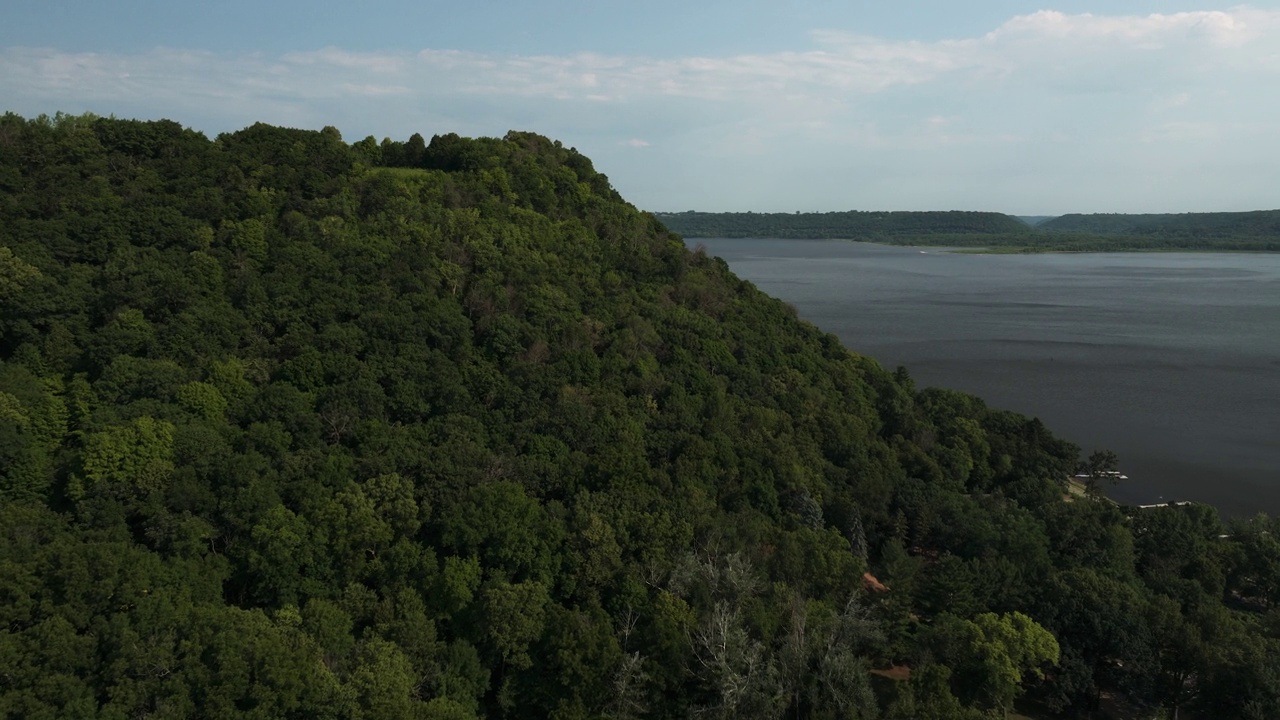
654 210 1029 240
659 210 1280 252
1040 210 1280 240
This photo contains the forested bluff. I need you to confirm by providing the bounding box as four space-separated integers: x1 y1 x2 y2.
3 113 1280 720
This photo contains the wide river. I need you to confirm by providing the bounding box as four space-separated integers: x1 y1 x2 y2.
695 238 1280 517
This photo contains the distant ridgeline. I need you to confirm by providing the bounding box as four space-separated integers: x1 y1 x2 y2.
658 209 1280 252
8 112 1280 719
1040 210 1280 239
652 210 1027 239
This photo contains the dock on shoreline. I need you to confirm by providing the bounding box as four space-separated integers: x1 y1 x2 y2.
1064 476 1191 510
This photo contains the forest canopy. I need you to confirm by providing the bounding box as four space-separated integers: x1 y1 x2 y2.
4 112 1280 719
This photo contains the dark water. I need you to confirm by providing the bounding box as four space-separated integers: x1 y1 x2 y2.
696 238 1280 516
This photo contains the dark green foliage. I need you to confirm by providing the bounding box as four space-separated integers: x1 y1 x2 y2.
2 112 1277 718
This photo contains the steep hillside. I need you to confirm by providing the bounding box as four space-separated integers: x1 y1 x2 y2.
3 113 1280 719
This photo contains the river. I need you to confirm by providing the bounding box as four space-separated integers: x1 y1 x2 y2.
694 238 1280 516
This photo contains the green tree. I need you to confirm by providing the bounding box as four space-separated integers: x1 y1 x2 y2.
477 578 549 671
927 611 1060 717
1078 448 1120 497
75 416 175 500
0 246 41 299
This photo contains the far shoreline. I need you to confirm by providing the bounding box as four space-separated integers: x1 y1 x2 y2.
656 208 1280 253
686 235 1280 255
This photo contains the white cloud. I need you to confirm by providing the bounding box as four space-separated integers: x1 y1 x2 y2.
2 7 1279 213
988 8 1271 47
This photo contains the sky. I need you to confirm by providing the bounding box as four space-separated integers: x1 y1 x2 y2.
3 1 1279 214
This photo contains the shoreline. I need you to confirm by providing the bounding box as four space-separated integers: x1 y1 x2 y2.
681 235 1280 255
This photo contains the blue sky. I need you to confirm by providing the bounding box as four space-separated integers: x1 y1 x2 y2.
3 1 1279 214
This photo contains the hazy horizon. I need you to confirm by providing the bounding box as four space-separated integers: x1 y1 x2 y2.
4 1 1279 215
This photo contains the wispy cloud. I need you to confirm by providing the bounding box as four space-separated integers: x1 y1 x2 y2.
3 8 1279 212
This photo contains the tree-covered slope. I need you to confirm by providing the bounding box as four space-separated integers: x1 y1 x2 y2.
4 113 1280 719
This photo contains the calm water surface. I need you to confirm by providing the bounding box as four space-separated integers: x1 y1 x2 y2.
697 238 1280 516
